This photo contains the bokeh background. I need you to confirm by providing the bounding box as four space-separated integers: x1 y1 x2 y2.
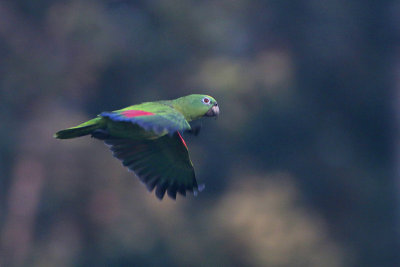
0 1 398 266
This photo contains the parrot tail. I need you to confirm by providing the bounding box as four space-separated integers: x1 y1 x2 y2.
54 117 104 139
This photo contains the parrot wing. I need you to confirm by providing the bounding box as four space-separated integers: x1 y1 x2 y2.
100 102 191 135
103 132 200 200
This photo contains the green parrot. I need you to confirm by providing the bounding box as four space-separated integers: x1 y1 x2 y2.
54 94 219 200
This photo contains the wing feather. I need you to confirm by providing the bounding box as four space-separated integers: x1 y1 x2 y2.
100 103 191 135
102 133 199 200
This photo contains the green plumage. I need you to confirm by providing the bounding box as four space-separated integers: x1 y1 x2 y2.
54 94 219 200
54 118 105 139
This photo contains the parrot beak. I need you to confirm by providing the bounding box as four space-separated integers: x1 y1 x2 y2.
205 103 219 117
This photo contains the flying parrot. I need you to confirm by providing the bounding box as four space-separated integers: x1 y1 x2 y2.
54 94 219 200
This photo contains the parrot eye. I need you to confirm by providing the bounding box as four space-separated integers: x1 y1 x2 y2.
202 97 211 105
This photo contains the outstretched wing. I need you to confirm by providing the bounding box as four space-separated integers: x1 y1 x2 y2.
102 132 200 200
100 102 191 135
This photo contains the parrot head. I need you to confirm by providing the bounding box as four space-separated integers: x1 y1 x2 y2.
173 94 219 122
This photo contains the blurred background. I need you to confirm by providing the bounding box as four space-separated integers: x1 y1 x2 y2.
0 0 398 266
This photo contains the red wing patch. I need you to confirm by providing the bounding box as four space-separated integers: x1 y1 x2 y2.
177 132 188 149
121 110 155 118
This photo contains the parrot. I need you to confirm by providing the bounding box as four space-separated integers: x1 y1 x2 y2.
54 94 219 200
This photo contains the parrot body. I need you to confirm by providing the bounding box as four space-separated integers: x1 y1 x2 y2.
55 94 219 200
